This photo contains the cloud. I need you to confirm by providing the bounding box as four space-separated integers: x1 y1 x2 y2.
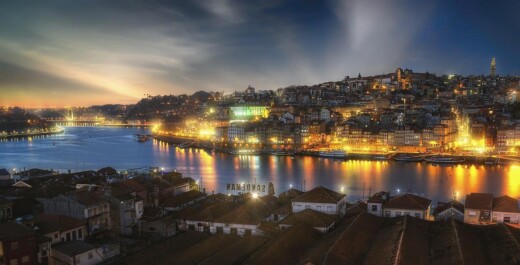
0 0 518 106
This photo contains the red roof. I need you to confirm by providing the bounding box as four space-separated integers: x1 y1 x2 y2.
292 186 345 204
384 193 431 211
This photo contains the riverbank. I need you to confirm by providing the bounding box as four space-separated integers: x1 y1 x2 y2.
152 134 518 166
0 127 64 140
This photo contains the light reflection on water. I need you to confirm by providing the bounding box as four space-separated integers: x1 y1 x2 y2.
0 126 519 202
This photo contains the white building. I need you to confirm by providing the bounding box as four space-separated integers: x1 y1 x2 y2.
367 192 431 220
51 241 107 265
291 186 348 216
491 195 520 224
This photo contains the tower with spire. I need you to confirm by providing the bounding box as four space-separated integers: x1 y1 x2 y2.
490 57 496 77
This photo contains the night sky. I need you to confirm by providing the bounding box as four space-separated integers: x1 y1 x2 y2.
0 0 518 106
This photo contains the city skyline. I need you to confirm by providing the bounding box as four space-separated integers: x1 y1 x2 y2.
1 0 519 107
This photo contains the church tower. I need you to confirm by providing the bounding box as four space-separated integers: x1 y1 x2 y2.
490 57 496 77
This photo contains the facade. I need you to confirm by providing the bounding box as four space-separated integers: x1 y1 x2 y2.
368 192 431 220
0 223 38 265
464 193 493 224
291 186 348 216
0 197 13 222
43 191 111 236
491 195 520 224
432 200 465 221
51 241 102 265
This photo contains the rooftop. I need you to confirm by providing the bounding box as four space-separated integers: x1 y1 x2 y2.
292 186 345 204
492 195 520 213
465 193 494 210
53 241 96 256
384 193 431 211
280 209 337 228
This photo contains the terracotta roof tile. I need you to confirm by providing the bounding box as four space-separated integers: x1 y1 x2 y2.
292 186 345 204
465 193 493 210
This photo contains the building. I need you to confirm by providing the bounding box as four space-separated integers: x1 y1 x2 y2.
0 197 13 222
432 200 465 221
381 193 431 219
279 209 337 233
491 195 520 224
464 193 493 224
367 192 431 219
0 223 38 265
0 169 10 180
51 241 119 265
291 186 348 216
43 190 111 236
367 191 390 217
210 197 276 236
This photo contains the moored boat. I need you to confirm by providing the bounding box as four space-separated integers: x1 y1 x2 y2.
229 149 261 156
393 154 424 162
271 150 295 156
319 150 347 158
372 154 388 160
425 155 465 164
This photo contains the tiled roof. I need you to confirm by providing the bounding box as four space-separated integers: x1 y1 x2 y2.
36 214 85 232
0 223 34 240
53 241 96 256
280 209 337 228
67 190 106 206
292 186 345 204
160 190 205 208
465 193 493 210
279 188 304 198
384 193 431 210
433 200 465 216
492 195 520 213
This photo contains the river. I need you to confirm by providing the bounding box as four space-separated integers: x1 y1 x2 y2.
1 126 519 202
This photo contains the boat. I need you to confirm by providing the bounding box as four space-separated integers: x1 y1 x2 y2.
318 150 347 158
393 154 424 162
135 134 149 142
372 154 388 160
425 155 465 164
484 156 499 166
271 150 295 156
229 149 261 156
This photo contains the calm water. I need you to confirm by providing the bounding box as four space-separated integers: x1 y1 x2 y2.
1 126 519 202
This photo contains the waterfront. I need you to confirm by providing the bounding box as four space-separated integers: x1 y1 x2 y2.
0 126 519 202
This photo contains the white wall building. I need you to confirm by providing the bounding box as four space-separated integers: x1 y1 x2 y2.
291 186 348 216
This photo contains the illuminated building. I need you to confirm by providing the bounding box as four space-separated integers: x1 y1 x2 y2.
229 105 269 121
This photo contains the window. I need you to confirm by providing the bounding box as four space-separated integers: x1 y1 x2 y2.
88 252 93 260
327 206 333 212
78 229 83 239
371 205 378 212
66 232 71 242
316 206 322 211
404 212 410 216
504 216 511 223
305 205 310 209
414 213 421 218
468 211 476 217
11 242 19 250
54 233 58 239
396 212 402 217
385 211 390 217
21 256 29 263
